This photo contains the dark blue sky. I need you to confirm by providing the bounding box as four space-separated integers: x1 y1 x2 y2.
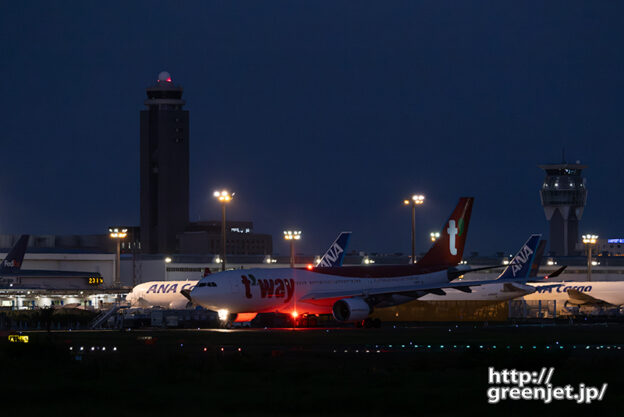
2 2 624 256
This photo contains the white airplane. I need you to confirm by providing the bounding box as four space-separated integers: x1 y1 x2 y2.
524 281 624 309
191 197 522 326
125 232 353 309
418 234 551 302
126 280 197 309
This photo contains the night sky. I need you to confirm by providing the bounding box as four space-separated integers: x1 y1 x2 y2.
2 2 624 256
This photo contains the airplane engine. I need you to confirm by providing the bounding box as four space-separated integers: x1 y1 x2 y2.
332 297 371 322
168 299 191 309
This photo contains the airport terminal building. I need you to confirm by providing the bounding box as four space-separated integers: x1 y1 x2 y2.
2 243 624 316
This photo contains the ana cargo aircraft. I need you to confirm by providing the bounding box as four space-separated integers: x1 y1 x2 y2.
190 197 523 325
125 232 353 309
524 281 624 309
126 280 199 309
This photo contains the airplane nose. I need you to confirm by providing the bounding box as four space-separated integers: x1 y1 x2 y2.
190 284 216 309
189 286 202 303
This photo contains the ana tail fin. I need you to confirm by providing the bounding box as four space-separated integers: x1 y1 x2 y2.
1 235 29 273
417 197 473 268
496 234 541 281
318 232 351 267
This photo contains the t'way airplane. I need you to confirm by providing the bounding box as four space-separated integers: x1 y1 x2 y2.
125 232 353 309
190 197 517 325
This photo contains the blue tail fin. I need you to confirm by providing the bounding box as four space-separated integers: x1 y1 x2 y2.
496 234 541 281
1 235 29 274
317 232 351 267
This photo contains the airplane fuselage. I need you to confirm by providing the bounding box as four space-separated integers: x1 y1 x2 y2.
126 280 197 309
190 268 449 315
524 281 624 306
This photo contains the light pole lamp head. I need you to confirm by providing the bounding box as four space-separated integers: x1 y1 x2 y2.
412 194 425 205
109 227 128 239
283 230 302 241
405 194 425 206
214 190 233 202
430 232 440 242
582 234 598 245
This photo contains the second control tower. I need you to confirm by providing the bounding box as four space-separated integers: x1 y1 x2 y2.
539 161 587 256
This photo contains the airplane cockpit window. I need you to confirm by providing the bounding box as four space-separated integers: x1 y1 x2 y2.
197 282 217 287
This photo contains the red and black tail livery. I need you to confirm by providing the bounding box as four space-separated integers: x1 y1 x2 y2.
417 197 473 268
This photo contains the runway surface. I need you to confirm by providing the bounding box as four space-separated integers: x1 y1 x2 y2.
2 323 623 416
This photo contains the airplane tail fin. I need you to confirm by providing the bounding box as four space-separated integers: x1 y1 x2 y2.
416 197 474 268
1 235 29 274
317 232 352 267
496 234 541 281
529 239 547 278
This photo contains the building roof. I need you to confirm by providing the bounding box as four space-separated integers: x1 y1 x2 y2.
538 163 587 170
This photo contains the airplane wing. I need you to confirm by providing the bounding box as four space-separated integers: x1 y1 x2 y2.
566 289 612 306
300 279 501 302
449 234 545 281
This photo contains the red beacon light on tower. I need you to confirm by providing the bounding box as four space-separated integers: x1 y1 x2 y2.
157 71 172 83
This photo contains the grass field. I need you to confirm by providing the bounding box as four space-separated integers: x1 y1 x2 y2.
2 323 623 416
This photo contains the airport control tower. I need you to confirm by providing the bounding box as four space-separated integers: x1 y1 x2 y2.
140 71 189 254
539 161 587 256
